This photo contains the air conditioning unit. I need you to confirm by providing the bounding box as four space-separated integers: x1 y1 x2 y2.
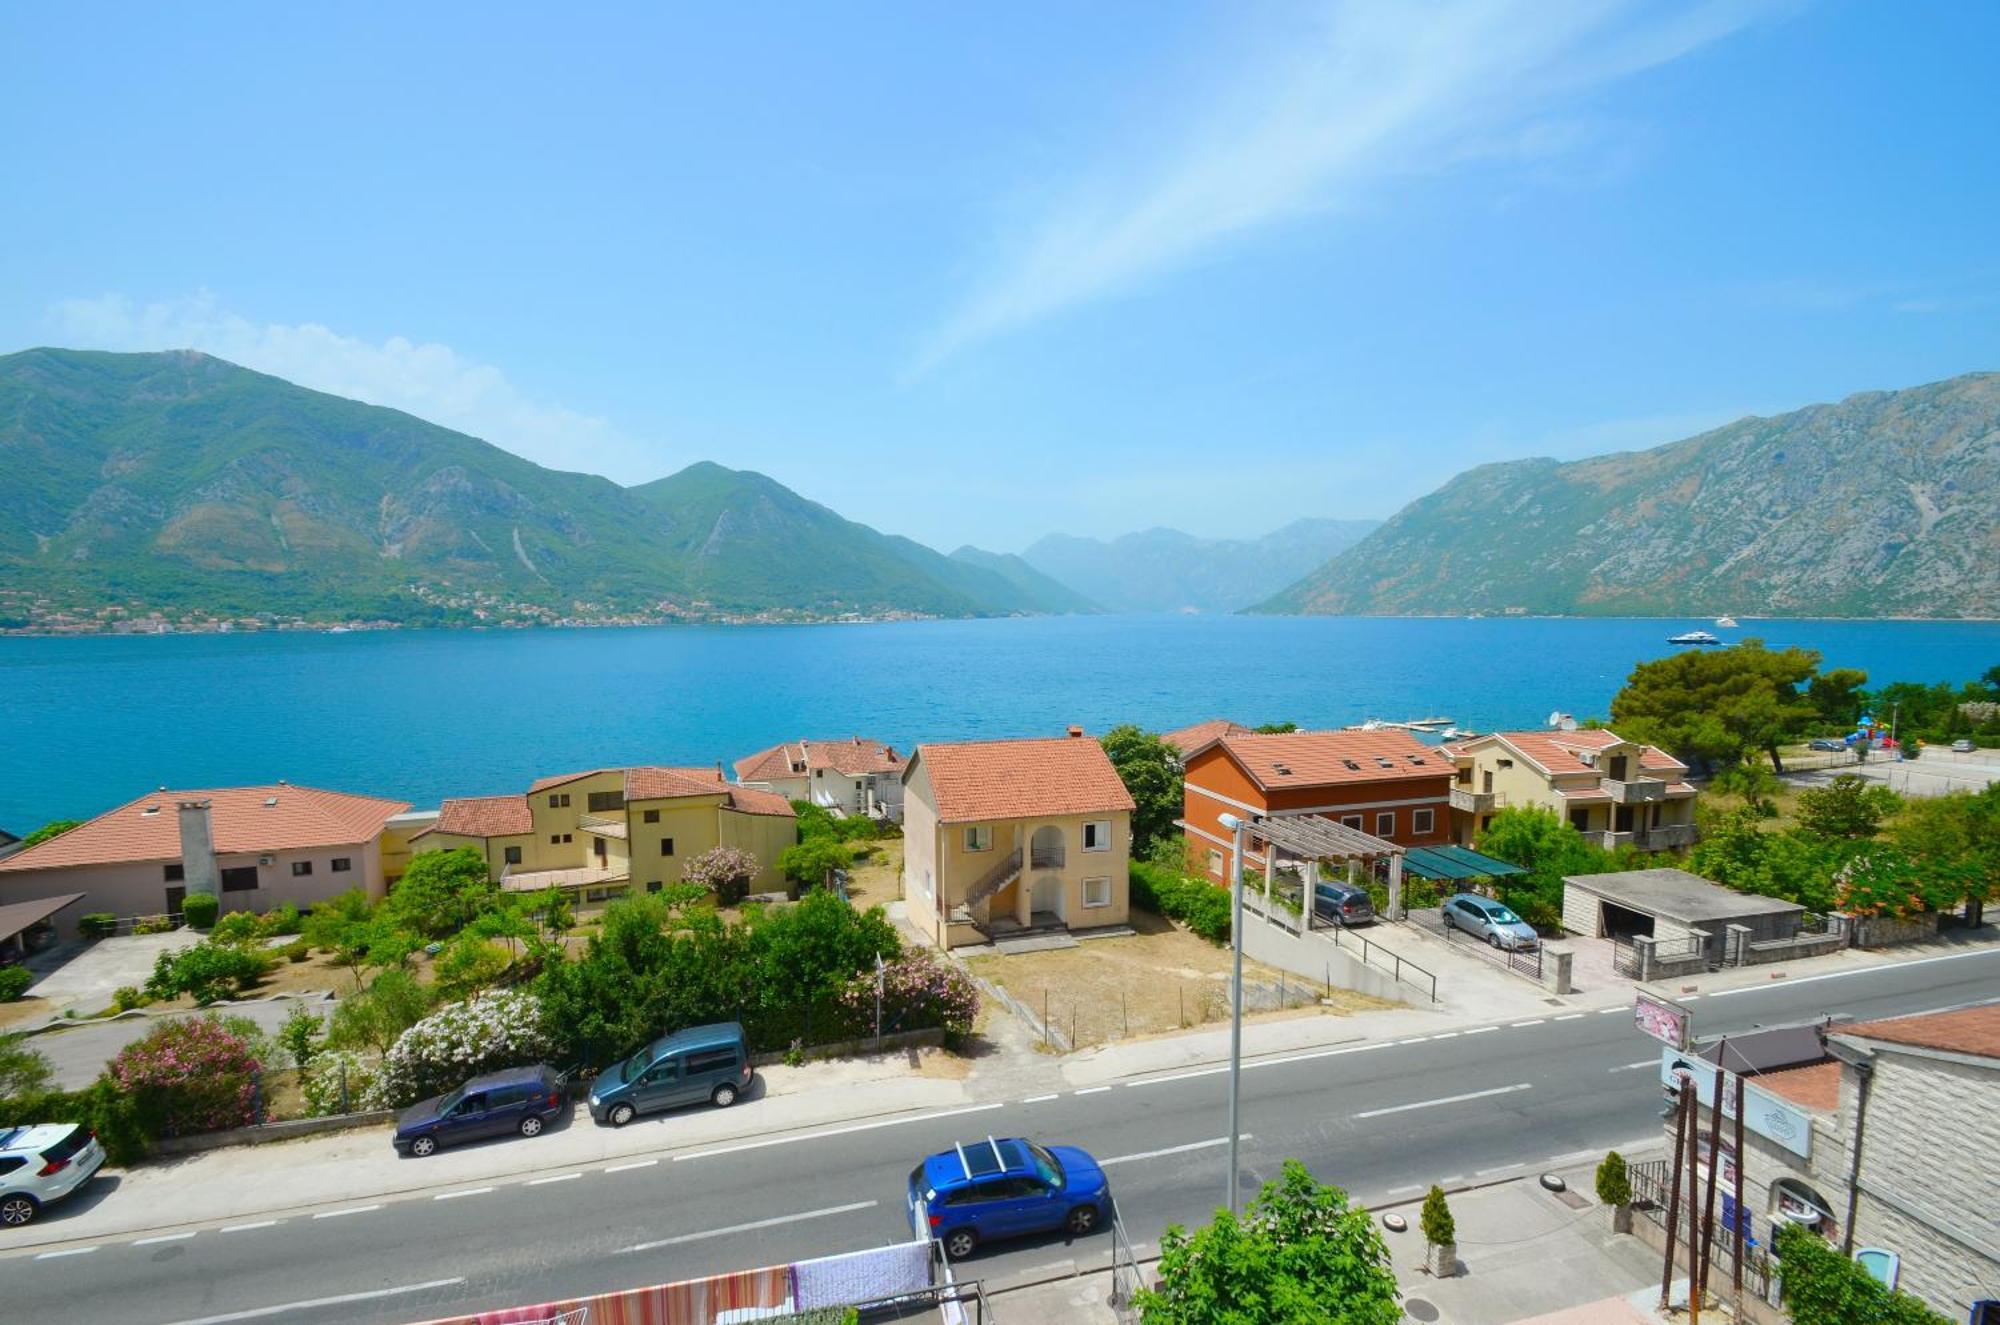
258 854 275 866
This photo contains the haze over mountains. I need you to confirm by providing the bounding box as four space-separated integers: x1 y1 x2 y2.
1022 522 1380 614
1261 371 2000 619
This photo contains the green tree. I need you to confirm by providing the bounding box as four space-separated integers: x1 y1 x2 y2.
685 844 763 905
1689 807 1836 910
779 837 853 896
1100 724 1184 859
0 1033 53 1097
1594 1151 1630 1207
325 968 434 1054
305 894 420 990
1611 639 1821 774
386 847 500 938
277 1004 324 1072
20 819 82 848
1773 1222 1949 1324
1807 667 1870 729
1420 1186 1456 1247
1136 1159 1400 1325
1890 785 1999 924
1254 722 1298 734
1796 774 1901 843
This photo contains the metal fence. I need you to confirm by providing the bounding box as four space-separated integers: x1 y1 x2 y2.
1323 921 1439 1002
1627 1159 1776 1301
1106 1203 1148 1321
1409 907 1543 988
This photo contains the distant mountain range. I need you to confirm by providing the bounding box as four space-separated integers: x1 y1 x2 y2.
1021 520 1380 613
1259 371 2000 619
0 348 1086 626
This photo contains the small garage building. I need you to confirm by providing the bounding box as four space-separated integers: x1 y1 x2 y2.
1561 868 1804 945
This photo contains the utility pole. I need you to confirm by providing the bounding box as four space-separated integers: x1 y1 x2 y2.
1697 1058 1727 1317
1661 1071 1690 1311
1732 1072 1747 1310
1218 812 1249 1216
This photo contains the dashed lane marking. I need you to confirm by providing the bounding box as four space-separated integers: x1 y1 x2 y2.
606 1159 659 1173
135 1232 197 1245
311 1205 381 1220
433 1187 494 1200
528 1173 582 1186
1354 1083 1532 1119
621 1201 877 1253
34 1247 96 1259
1100 1136 1246 1167
1022 1094 1060 1104
1074 1086 1113 1095
154 1277 467 1325
221 1221 277 1233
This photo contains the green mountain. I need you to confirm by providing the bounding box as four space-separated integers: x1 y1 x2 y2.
1022 519 1380 613
0 348 1076 624
946 546 1102 614
1259 371 2000 619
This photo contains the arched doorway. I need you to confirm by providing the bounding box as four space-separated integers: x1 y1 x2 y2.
1030 825 1065 870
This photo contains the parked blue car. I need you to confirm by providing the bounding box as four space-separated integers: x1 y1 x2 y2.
393 1064 566 1157
907 1137 1111 1260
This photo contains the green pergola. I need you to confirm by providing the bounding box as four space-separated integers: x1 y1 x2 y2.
1400 844 1526 882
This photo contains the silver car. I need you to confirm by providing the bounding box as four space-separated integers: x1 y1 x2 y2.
0 1124 105 1226
1441 894 1539 951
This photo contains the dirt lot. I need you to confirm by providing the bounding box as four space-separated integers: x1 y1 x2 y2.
844 838 903 911
963 909 1393 1049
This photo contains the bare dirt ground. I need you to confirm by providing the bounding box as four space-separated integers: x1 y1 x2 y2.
963 908 1394 1049
844 838 903 911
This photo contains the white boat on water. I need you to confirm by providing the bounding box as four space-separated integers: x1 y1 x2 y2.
1668 630 1722 645
1715 615 1738 628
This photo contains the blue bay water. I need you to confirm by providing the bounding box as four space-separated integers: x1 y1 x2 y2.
2 615 1995 829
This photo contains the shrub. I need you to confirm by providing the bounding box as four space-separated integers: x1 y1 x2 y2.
209 911 262 944
0 967 32 1001
386 848 500 939
107 1016 263 1137
282 938 311 962
181 892 220 930
432 935 512 1000
135 915 174 935
112 985 148 1012
327 968 434 1054
78 913 117 940
378 991 554 1107
1774 1221 1950 1324
685 845 763 906
779 838 853 897
146 941 273 1005
0 1033 53 1095
256 903 303 938
1129 861 1231 943
1595 1151 1630 1207
835 951 979 1044
300 1048 382 1116
1420 1186 1456 1246
278 1003 324 1071
0 1079 149 1164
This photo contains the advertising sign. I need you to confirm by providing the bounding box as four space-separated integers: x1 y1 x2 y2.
1634 992 1692 1049
1659 1049 1814 1159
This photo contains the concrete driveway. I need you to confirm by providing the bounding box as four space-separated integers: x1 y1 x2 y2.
32 995 338 1088
1784 747 2000 798
24 931 202 1014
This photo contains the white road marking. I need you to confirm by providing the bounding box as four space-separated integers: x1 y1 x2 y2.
1511 1019 1545 1027
528 1172 583 1186
606 1159 659 1173
1476 1164 1518 1176
154 1278 467 1325
1440 1173 1466 1184
1553 1014 1585 1022
312 1204 381 1219
1705 947 1999 997
1100 1135 1246 1167
1398 1038 1430 1045
221 1220 277 1233
34 1246 96 1259
135 1232 197 1245
1355 1083 1532 1119
673 1101 1008 1162
1125 1067 1227 1088
1383 1183 1422 1197
1598 1006 1626 1014
1462 1026 1497 1035
1429 1032 1460 1040
622 1201 876 1252
433 1186 494 1200
1610 1060 1659 1073
1021 1094 1060 1104
1074 1086 1113 1095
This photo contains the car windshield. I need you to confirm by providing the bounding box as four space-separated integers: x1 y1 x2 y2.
1491 907 1523 925
620 1053 649 1084
1026 1142 1065 1190
435 1087 465 1114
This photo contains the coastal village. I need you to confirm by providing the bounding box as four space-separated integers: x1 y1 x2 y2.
1 678 1995 1324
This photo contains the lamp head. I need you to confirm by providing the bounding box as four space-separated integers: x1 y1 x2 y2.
1217 813 1244 832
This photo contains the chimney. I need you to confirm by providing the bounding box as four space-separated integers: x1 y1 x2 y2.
177 799 220 897
1067 725 1085 739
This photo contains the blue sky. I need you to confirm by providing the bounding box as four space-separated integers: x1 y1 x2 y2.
4 1 1996 551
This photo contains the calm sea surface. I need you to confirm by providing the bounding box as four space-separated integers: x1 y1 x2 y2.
3 615 1995 829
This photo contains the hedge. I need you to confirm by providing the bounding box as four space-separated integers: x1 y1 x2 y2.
1129 860 1231 943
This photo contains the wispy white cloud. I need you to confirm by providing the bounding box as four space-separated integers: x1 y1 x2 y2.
47 292 663 482
919 0 1781 369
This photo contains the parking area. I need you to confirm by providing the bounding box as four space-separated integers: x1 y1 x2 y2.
1784 746 2000 798
15 930 202 1017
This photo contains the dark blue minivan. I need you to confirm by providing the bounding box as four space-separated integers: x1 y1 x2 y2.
393 1064 566 1157
907 1136 1111 1260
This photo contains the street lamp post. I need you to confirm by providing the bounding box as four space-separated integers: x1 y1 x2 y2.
1217 811 1249 1215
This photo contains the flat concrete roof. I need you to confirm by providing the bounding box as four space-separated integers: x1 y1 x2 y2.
1561 868 1804 925
0 892 87 939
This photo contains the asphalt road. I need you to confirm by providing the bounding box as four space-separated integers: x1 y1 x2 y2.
5 948 1996 1325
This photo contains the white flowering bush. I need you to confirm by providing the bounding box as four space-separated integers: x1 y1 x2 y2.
377 991 553 1107
300 1049 384 1116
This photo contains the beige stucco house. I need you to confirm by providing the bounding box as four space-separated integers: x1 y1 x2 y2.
901 728 1135 949
0 783 412 934
1442 728 1698 851
734 737 907 822
413 764 796 906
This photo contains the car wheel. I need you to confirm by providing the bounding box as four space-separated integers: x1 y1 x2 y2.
712 1083 739 1108
1486 932 1500 948
608 1103 636 1128
0 1193 38 1227
410 1134 438 1157
1065 1205 1100 1236
942 1227 978 1260
519 1115 545 1138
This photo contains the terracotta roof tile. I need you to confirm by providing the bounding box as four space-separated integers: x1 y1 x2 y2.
1488 729 1689 777
1162 719 1250 753
724 785 797 818
1833 1005 2000 1061
1200 729 1453 790
0 784 411 872
914 735 1135 824
430 795 533 838
1753 1060 1842 1112
527 768 616 793
736 739 904 780
624 766 728 801
734 743 805 782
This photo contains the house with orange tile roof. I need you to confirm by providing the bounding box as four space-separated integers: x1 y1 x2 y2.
1441 728 1698 851
1160 718 1251 757
1649 1006 2000 1322
733 737 908 822
1179 728 1454 888
0 783 412 935
413 765 796 906
901 728 1135 948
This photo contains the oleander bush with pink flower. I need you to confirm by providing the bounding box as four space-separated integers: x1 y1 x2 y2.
107 1016 264 1137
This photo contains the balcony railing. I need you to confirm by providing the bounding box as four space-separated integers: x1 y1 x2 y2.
1635 823 1699 850
577 812 628 838
1604 778 1668 804
1029 846 1065 870
1449 787 1502 813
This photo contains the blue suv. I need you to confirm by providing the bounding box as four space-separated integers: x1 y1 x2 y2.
907 1136 1111 1260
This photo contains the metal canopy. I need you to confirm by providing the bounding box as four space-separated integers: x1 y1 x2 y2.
1247 815 1399 860
1402 845 1527 881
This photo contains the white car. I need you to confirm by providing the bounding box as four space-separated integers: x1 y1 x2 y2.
0 1124 105 1226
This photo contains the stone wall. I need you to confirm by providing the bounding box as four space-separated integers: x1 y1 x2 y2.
1846 911 1940 949
1560 885 1601 937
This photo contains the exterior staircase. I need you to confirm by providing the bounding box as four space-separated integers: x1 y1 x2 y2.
962 847 1023 912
